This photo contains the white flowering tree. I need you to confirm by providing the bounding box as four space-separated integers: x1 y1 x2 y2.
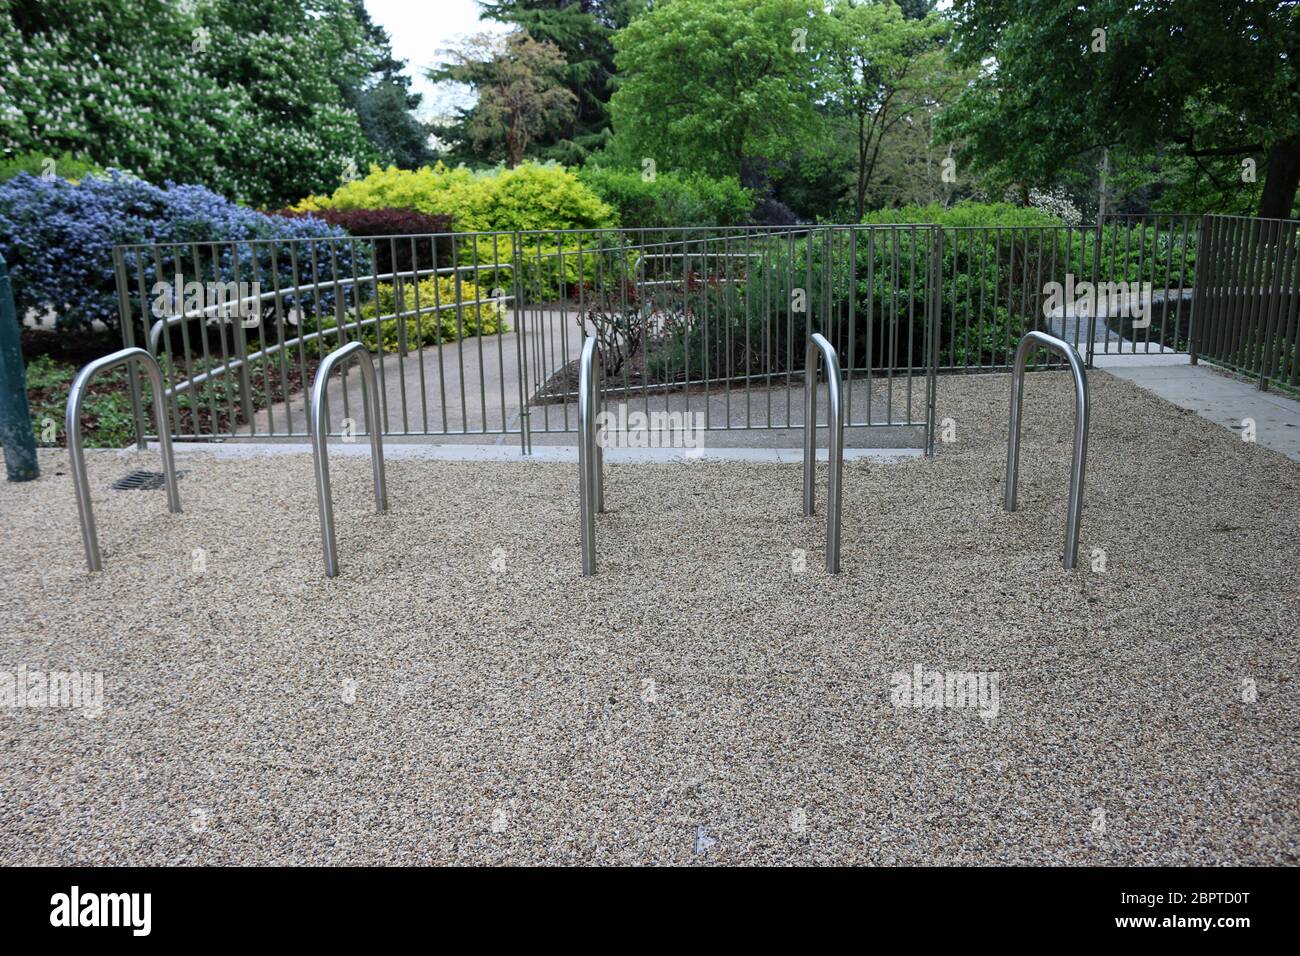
0 0 389 207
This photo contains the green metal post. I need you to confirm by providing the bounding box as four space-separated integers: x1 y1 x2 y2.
0 254 39 481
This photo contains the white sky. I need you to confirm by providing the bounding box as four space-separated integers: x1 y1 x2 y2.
365 0 509 119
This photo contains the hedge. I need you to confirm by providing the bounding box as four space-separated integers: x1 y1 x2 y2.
294 161 616 233
641 202 1199 379
294 162 618 300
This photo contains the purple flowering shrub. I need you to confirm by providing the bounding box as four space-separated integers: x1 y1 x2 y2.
0 171 354 335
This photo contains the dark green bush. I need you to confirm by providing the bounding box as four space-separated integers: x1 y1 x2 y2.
578 166 754 229
639 203 1199 379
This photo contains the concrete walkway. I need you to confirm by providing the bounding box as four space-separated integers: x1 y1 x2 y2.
246 309 582 438
1094 352 1300 461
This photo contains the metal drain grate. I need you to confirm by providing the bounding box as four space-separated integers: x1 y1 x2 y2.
111 469 187 491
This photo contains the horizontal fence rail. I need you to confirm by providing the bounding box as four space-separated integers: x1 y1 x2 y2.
110 216 1249 449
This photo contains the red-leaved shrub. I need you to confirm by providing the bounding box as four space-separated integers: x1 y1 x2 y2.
272 207 455 275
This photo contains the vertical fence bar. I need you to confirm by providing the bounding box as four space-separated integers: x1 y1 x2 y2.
229 243 255 430
513 230 529 453
1284 225 1300 389
113 247 148 449
1189 214 1210 364
1257 220 1286 387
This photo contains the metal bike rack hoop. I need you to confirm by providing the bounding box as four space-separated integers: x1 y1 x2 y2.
802 332 844 573
310 341 388 577
577 335 605 576
1005 330 1090 570
67 347 182 572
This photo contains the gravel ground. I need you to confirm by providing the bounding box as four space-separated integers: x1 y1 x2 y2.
1 370 1297 865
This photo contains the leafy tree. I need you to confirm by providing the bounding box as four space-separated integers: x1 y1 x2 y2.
432 31 577 168
342 0 435 169
353 80 435 170
819 0 949 219
0 0 418 207
896 0 938 18
477 0 649 164
764 139 855 220
940 0 1300 218
607 0 821 179
0 0 239 189
193 0 380 206
1103 146 1264 217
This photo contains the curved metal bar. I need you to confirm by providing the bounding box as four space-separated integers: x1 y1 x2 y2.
66 347 181 573
577 335 605 576
1005 330 1090 570
309 342 388 577
802 333 844 573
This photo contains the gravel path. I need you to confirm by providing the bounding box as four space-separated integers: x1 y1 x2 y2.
2 370 1296 865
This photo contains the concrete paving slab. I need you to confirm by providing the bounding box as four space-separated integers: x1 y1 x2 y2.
1097 359 1300 461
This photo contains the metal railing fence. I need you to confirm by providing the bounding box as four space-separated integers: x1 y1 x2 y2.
1191 214 1299 391
110 216 1217 451
113 224 941 450
937 214 1199 369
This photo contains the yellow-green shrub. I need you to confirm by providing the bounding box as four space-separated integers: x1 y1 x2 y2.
305 276 508 355
296 162 618 300
298 161 616 233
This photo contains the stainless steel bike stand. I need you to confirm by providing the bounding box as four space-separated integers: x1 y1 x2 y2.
578 335 605 576
67 347 182 573
310 342 388 577
1005 330 1090 570
803 333 845 573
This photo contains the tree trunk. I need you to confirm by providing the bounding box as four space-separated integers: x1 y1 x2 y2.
1257 135 1300 219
